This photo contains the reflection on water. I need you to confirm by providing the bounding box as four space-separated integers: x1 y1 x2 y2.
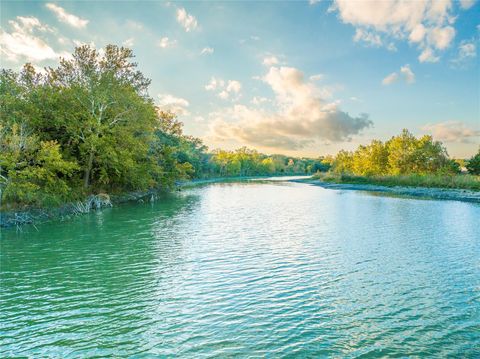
1 180 479 357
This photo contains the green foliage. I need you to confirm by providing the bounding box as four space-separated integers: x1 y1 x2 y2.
208 149 326 177
0 123 78 207
331 129 460 176
466 148 480 175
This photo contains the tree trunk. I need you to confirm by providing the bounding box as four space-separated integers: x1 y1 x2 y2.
83 150 94 188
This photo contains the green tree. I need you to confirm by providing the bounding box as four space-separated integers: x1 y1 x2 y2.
0 123 78 207
466 148 480 175
43 45 157 190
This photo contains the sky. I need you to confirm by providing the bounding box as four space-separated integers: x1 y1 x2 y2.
1 0 479 158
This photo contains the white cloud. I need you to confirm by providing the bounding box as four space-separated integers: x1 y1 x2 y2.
400 64 415 83
205 77 225 91
0 16 59 62
251 96 269 105
331 0 461 62
158 37 177 48
208 66 372 150
382 64 415 85
263 56 279 66
218 90 229 100
409 24 426 42
451 39 477 65
205 77 242 100
201 47 214 55
382 72 399 85
353 28 382 47
422 121 480 142
309 74 324 81
45 3 88 28
176 7 198 32
427 26 455 50
459 0 476 9
386 42 398 51
226 80 242 93
157 93 190 115
123 38 134 47
418 47 439 62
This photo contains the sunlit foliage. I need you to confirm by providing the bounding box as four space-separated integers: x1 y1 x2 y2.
331 129 460 176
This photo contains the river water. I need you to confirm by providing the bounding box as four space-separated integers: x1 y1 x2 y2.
1 178 479 357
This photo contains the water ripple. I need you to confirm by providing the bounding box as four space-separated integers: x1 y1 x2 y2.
1 181 479 357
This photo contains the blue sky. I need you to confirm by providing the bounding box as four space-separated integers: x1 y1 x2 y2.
1 1 479 158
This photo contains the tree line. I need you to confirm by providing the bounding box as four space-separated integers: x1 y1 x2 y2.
0 45 328 209
328 129 480 176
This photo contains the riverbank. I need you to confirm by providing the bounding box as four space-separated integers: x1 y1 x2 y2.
0 175 303 228
293 177 480 203
313 172 480 191
0 189 167 229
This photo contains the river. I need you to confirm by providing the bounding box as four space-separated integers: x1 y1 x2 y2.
1 178 479 357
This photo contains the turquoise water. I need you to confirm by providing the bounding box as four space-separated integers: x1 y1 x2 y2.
1 179 479 357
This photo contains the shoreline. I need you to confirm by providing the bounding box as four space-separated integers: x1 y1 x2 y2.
0 175 305 229
292 178 480 203
3 175 479 229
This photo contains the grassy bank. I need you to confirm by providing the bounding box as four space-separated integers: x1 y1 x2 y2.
312 172 480 191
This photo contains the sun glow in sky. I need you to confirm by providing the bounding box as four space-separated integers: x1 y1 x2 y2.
1 1 479 158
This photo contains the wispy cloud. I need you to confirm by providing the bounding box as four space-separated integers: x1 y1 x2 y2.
45 3 88 28
263 56 279 66
123 38 134 47
205 77 242 101
309 74 324 81
201 47 214 55
382 64 415 85
158 37 177 48
176 7 198 32
422 121 480 143
451 39 477 66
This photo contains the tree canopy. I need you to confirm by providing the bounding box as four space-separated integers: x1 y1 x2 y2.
330 129 461 176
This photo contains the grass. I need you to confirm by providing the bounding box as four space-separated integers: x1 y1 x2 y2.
312 172 480 191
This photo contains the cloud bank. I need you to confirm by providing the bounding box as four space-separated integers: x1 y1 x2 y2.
209 66 372 150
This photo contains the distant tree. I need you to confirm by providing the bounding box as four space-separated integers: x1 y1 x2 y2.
330 129 458 176
466 148 480 175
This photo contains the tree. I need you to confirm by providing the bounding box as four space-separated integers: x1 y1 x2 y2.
0 123 78 207
44 45 157 190
466 148 480 175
